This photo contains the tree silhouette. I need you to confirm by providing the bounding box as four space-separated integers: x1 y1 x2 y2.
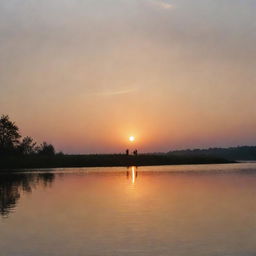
37 142 55 156
18 136 37 155
0 114 57 157
0 115 21 155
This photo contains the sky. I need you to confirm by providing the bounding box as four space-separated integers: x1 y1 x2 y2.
0 0 256 153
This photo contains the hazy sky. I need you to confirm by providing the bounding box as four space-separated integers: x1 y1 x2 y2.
0 0 256 153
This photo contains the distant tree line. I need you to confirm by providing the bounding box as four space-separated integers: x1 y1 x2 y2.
0 115 56 156
168 146 256 160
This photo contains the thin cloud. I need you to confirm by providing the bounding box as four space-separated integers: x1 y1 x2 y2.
151 0 174 10
87 87 139 97
100 87 138 96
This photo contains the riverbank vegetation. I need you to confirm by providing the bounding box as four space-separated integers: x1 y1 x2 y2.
0 153 233 170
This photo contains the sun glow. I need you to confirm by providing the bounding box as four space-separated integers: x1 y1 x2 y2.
129 136 135 142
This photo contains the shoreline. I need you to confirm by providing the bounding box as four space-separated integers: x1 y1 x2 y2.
0 162 239 173
0 154 235 171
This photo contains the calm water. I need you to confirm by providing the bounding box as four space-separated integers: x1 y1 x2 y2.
1 163 256 256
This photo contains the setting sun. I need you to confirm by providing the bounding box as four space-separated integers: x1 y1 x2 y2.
129 136 135 142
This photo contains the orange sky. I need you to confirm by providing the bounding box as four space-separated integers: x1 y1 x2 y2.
0 0 256 153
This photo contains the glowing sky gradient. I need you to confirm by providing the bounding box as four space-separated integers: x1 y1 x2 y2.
0 0 256 153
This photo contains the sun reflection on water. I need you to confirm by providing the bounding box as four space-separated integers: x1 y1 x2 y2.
126 166 138 185
132 166 136 184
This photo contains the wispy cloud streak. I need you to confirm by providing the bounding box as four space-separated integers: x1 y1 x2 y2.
89 87 139 97
151 0 174 10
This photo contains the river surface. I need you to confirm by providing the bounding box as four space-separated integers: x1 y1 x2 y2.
1 163 256 256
